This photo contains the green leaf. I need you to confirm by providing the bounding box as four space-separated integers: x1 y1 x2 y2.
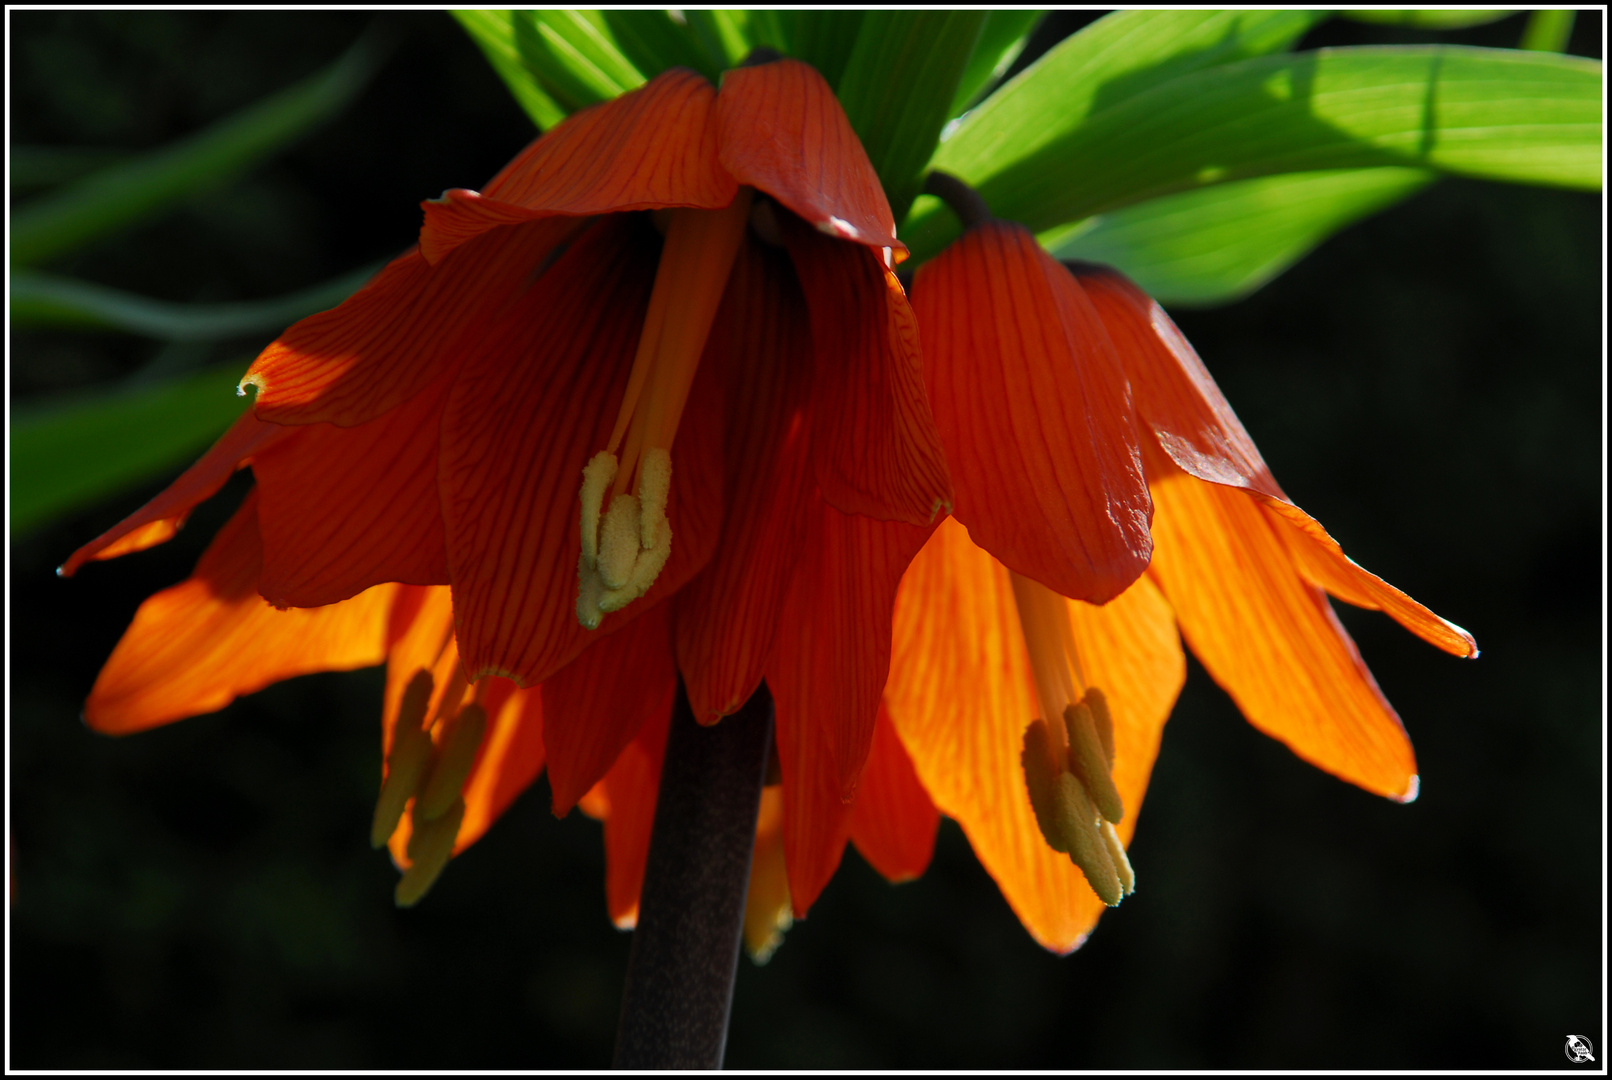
11 362 248 536
1342 10 1516 28
949 11 1045 116
682 10 753 70
602 10 721 82
11 264 376 340
1520 10 1577 52
908 44 1603 262
514 11 646 114
837 12 989 222
9 146 129 194
769 11 867 90
1043 167 1436 306
10 32 384 268
452 10 566 129
905 10 1327 256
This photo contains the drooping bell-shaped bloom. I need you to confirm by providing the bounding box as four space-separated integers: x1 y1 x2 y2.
889 219 1476 952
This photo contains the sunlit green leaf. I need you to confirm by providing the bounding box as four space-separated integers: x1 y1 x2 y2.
907 45 1602 261
1520 10 1577 52
452 10 566 129
11 362 248 536
949 11 1044 116
602 10 720 82
771 11 867 90
682 10 753 70
11 264 375 340
1043 167 1436 306
513 11 646 114
10 32 384 267
1342 10 1516 28
838 11 988 222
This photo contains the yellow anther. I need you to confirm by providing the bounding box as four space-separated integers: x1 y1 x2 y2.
371 669 435 849
1053 772 1123 907
395 796 465 908
1085 685 1116 769
598 526 671 614
579 451 618 570
417 702 488 822
1063 700 1124 825
636 447 671 549
1021 718 1068 854
576 556 605 630
597 493 643 589
1100 820 1136 898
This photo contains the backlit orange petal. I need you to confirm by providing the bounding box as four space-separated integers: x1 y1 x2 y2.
85 491 396 735
716 59 901 253
418 68 735 263
254 369 452 608
59 406 287 577
598 700 674 929
675 238 816 723
455 681 545 853
782 216 952 526
767 499 934 914
542 604 677 817
848 701 939 883
439 215 724 687
913 222 1152 604
242 218 577 427
1145 447 1418 800
884 517 1184 953
379 585 460 762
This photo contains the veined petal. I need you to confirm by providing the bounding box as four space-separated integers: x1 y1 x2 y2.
1145 447 1418 801
379 585 461 762
242 218 577 427
782 215 952 526
884 518 1183 953
767 499 934 914
675 238 816 723
913 222 1152 604
59 406 287 578
254 368 452 608
85 491 396 735
440 216 724 687
457 681 545 854
848 701 939 884
542 604 677 817
596 700 674 930
716 59 901 253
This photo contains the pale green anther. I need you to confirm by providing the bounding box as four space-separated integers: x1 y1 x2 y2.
1063 701 1124 825
1083 686 1116 769
637 447 671 549
1053 772 1123 906
369 669 436 849
417 703 488 822
597 493 642 589
1020 719 1068 854
395 796 466 908
579 450 617 570
1100 820 1136 898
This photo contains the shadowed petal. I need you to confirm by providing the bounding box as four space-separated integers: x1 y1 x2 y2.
884 517 1183 953
85 491 396 735
913 223 1152 604
593 700 675 929
782 215 952 526
848 701 939 883
1145 446 1419 801
716 58 901 252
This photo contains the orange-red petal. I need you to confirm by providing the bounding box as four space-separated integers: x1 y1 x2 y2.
782 215 952 526
85 491 396 734
242 218 577 427
884 517 1184 953
541 604 677 817
674 238 816 723
716 58 901 253
59 406 287 577
1144 446 1419 800
913 222 1152 604
253 368 453 608
455 681 545 853
847 701 939 884
596 699 674 929
439 215 724 687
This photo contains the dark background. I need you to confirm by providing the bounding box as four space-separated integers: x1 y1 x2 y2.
8 10 1603 1069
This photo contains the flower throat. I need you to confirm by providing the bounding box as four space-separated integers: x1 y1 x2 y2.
576 189 755 629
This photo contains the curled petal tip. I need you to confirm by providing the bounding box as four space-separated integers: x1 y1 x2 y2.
1395 774 1421 805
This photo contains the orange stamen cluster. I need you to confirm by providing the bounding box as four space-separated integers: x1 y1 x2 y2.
577 189 755 629
1011 571 1135 906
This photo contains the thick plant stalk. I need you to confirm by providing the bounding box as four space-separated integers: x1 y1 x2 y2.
613 682 774 1069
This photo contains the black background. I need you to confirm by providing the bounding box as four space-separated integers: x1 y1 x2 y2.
9 10 1604 1069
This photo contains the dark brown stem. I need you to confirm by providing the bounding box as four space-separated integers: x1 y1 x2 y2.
740 46 783 67
612 682 774 1069
924 170 993 231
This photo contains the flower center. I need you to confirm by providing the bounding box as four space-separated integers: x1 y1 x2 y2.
1011 571 1136 907
576 188 756 629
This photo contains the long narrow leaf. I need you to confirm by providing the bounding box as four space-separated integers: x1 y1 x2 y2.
11 363 249 536
908 45 1602 261
10 32 384 267
949 11 1045 116
1520 10 1577 53
1044 167 1437 306
11 264 376 341
1343 10 1516 28
515 11 645 113
602 10 721 82
452 10 567 129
